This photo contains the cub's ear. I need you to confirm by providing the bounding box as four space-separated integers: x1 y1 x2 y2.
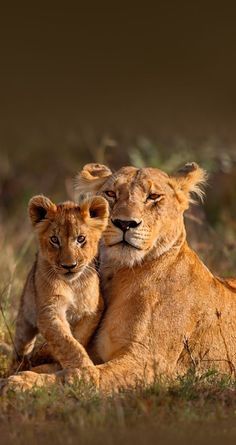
170 162 207 208
75 163 112 195
78 194 109 231
28 195 57 226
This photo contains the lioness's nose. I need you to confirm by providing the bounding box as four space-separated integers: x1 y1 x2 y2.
112 219 141 232
61 262 77 270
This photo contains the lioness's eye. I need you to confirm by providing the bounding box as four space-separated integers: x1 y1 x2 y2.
50 236 59 245
77 235 86 244
147 193 163 201
105 191 116 199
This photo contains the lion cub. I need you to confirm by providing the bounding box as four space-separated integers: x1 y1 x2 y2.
12 194 108 371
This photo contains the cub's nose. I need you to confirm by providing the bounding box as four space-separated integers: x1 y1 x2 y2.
61 262 77 271
112 219 141 232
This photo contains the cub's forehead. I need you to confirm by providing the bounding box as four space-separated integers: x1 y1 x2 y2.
51 207 84 232
104 166 171 192
52 212 81 230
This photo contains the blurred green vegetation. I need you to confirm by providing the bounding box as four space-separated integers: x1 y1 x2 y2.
1 370 236 445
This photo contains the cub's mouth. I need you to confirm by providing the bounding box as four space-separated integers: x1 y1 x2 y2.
65 271 76 277
61 265 88 281
62 271 78 281
61 270 82 281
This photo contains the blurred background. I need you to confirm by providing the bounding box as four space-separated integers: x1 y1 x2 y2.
0 2 236 343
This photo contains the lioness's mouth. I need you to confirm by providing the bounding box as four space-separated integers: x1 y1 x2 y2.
109 239 143 251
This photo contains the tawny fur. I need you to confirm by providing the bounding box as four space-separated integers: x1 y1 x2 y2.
11 194 108 372
4 162 236 393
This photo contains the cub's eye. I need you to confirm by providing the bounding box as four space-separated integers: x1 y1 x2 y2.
50 236 59 245
105 191 116 199
77 235 86 244
147 193 163 201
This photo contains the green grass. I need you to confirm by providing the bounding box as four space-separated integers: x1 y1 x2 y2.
1 371 236 445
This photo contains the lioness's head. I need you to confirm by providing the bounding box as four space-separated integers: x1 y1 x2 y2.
76 162 207 267
28 194 109 281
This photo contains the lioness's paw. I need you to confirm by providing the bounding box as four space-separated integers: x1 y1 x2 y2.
0 372 34 393
0 371 57 393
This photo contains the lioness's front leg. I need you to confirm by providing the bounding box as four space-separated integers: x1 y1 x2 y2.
1 348 158 393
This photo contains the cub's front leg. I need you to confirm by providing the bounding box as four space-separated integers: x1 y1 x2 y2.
37 299 93 369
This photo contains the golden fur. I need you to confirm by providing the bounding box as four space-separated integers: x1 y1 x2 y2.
3 162 236 393
11 194 108 372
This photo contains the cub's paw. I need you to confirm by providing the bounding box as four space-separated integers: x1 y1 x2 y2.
61 366 100 388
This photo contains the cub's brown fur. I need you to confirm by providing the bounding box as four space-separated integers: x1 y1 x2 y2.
12 194 108 371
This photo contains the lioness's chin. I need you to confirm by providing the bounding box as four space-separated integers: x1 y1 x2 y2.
104 243 148 268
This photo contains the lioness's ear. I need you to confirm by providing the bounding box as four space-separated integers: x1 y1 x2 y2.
78 194 109 231
75 163 112 195
170 163 207 208
28 195 56 226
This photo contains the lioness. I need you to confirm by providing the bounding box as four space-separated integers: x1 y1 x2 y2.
3 162 236 392
11 193 108 372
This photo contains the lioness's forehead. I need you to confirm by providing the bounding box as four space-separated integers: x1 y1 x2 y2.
105 166 170 192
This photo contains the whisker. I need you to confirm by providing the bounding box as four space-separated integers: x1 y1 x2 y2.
86 265 99 276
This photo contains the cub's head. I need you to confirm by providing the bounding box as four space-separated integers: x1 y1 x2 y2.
76 162 207 267
28 194 109 281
